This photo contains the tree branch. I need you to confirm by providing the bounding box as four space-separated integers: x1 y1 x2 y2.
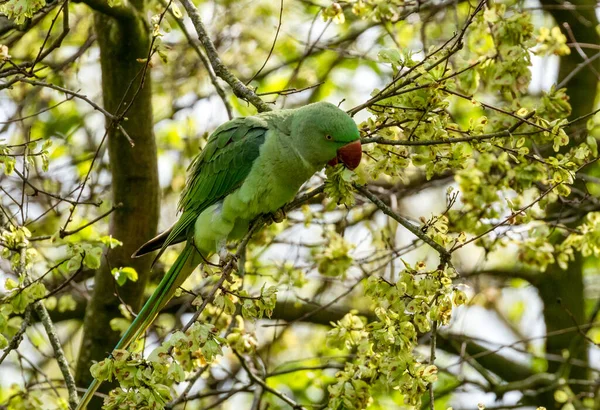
235 351 305 410
160 0 232 119
362 110 537 147
0 306 31 366
435 334 535 383
38 291 556 397
354 183 451 263
34 301 79 409
460 267 541 285
178 0 272 113
17 247 78 409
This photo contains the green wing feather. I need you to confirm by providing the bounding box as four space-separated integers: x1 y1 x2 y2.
75 117 268 410
150 117 268 264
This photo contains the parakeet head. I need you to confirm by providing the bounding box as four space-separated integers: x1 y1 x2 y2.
291 102 362 170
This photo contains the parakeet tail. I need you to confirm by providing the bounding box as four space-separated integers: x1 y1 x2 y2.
75 243 202 410
131 226 186 258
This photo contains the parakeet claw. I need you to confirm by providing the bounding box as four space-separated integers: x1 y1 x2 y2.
218 246 228 262
268 208 287 224
218 247 238 269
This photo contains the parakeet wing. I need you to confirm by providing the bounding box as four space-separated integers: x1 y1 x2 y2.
154 117 268 261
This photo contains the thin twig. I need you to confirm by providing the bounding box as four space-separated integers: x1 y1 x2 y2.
178 0 272 112
0 95 75 125
17 79 117 120
235 351 305 409
450 184 557 252
246 0 284 85
59 203 122 238
429 320 438 410
0 306 32 366
161 0 232 118
256 82 323 96
59 131 108 233
34 301 78 409
362 110 537 146
17 247 78 409
10 169 98 206
262 274 365 328
354 184 451 263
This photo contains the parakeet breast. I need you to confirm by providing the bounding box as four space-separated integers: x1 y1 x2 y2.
224 128 318 219
193 129 319 254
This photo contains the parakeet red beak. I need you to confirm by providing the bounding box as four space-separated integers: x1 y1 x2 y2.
327 140 362 170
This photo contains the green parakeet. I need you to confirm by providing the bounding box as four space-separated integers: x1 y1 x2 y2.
76 101 361 409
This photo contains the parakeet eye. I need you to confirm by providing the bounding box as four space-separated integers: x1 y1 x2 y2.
325 134 333 140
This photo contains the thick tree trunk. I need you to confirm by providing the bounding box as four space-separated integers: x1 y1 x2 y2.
74 7 159 408
545 0 600 120
535 0 599 406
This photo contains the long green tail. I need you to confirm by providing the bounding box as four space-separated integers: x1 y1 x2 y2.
76 243 202 409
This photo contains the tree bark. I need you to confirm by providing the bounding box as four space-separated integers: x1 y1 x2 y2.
74 5 159 408
534 1 599 406
545 0 600 120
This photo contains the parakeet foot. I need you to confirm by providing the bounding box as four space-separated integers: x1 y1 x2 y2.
267 208 287 224
218 246 238 269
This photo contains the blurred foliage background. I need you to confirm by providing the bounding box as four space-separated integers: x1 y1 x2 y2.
0 0 599 409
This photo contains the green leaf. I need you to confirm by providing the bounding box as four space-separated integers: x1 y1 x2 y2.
324 164 358 207
587 136 598 157
5 278 18 290
112 267 138 286
11 292 29 314
84 247 103 269
110 318 132 335
554 389 569 403
58 294 76 312
100 235 123 249
90 359 114 382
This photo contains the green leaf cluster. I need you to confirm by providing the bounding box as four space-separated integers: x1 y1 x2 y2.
91 322 224 409
325 263 464 408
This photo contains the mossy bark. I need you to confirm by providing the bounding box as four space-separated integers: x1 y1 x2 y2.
535 0 599 405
